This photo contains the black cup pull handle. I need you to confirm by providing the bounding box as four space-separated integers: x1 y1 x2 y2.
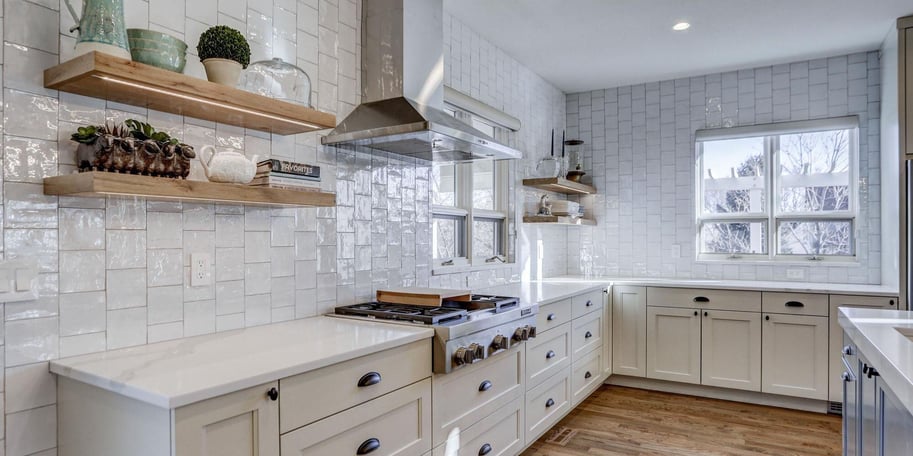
585 331 593 339
546 350 556 359
357 438 380 455
357 372 382 388
479 443 492 455
547 313 556 321
584 371 592 379
545 398 555 408
267 387 279 401
479 380 493 392
694 296 710 303
785 301 804 308
585 300 593 307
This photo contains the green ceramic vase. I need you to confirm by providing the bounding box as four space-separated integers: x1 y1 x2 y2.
63 0 131 60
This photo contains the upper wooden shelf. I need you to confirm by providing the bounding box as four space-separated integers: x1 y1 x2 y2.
523 215 596 226
44 52 336 135
44 172 336 207
522 177 596 195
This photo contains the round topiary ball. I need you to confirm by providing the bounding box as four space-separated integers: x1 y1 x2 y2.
197 25 251 69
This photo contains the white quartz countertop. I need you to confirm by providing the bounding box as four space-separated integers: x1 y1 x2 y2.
839 308 913 416
542 275 898 296
478 281 609 306
49 316 433 409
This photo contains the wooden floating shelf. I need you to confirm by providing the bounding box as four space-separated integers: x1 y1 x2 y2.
523 215 596 226
522 177 596 195
44 172 336 207
44 52 336 135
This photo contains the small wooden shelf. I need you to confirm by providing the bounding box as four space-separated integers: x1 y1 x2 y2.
44 52 336 135
44 172 336 207
522 177 596 195
523 215 596 226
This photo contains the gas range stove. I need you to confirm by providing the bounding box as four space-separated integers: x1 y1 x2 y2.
334 294 538 374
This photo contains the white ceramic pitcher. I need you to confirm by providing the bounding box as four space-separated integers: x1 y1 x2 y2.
198 146 259 184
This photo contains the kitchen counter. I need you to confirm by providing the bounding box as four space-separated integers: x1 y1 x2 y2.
839 308 913 416
543 275 899 296
478 280 610 306
50 316 433 409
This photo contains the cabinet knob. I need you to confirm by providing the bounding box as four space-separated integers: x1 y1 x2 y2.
704 311 708 317
547 313 556 321
890 299 895 306
357 438 381 455
546 350 556 359
694 311 698 316
841 372 852 382
765 315 770 321
357 372 382 388
478 380 493 392
479 443 493 456
267 387 279 401
545 398 555 408
585 331 593 339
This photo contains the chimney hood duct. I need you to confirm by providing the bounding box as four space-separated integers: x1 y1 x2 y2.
321 0 522 162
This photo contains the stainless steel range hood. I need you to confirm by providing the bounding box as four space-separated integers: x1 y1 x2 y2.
321 0 521 162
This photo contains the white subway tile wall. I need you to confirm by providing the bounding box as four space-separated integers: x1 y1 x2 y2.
565 52 882 284
0 3 566 454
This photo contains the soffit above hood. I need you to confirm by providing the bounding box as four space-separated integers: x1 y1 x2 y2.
320 0 522 163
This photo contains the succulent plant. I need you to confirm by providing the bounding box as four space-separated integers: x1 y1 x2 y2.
71 126 100 144
125 119 179 145
196 25 251 69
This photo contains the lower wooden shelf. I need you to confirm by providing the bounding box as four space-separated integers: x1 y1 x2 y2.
523 215 596 226
44 172 336 207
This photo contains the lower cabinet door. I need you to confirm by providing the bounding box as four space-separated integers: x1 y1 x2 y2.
761 314 828 400
612 286 647 377
701 310 762 392
431 397 524 456
280 379 432 456
646 306 701 384
525 368 571 445
174 381 279 456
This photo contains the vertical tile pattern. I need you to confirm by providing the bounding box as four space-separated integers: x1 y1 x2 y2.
565 52 881 284
0 4 565 454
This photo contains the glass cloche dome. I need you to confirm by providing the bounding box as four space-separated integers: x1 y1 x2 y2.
239 58 312 107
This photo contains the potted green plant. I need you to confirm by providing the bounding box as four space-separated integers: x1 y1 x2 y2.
197 25 251 86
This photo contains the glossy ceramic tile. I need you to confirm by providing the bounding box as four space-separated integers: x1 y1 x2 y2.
147 285 183 325
59 251 105 293
106 269 147 309
106 231 147 270
59 291 106 337
59 209 105 250
5 363 56 413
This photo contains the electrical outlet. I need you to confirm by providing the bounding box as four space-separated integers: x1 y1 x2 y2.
191 253 212 287
786 268 805 280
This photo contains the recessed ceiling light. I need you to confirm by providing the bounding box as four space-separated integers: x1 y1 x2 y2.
673 22 691 31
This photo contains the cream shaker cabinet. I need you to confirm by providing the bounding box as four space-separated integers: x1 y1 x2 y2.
761 313 829 400
646 306 701 384
828 294 897 403
700 310 762 392
612 285 647 377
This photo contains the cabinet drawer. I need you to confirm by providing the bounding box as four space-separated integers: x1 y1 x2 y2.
571 348 603 407
762 292 828 316
647 287 761 312
431 397 523 456
432 346 524 447
525 368 571 445
281 339 431 433
572 289 604 319
571 311 603 360
830 294 898 308
526 322 571 389
537 298 573 333
280 378 431 456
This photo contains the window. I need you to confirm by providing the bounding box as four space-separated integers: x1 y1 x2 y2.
696 117 858 261
432 108 511 270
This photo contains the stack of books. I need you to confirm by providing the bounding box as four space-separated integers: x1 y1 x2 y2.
250 159 321 191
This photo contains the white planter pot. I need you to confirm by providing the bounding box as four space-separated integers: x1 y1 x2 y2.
202 58 243 86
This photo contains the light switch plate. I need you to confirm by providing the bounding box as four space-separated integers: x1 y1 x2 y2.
0 258 40 303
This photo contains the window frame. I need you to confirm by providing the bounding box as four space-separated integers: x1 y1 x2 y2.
695 116 859 263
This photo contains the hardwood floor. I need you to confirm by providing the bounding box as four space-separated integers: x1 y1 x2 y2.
521 386 842 456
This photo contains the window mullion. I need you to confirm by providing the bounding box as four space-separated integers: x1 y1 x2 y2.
768 135 777 259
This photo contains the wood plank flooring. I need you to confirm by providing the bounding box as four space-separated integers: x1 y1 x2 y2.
521 386 842 456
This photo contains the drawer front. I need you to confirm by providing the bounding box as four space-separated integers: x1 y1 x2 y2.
280 378 431 456
525 368 571 445
571 311 603 360
431 397 524 456
432 346 524 447
647 287 761 312
572 289 605 319
571 348 603 406
537 298 573 333
830 294 899 308
526 322 571 388
281 339 431 433
762 292 828 316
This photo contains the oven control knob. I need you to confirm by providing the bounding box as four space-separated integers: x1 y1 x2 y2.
528 326 537 338
513 326 530 342
492 334 509 351
469 343 485 361
453 347 469 366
